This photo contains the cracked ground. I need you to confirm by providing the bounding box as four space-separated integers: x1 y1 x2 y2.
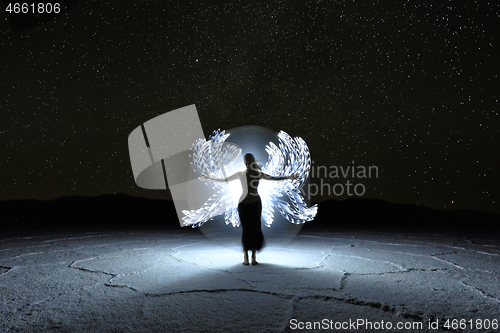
0 228 499 332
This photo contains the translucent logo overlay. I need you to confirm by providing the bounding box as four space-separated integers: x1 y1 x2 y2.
128 104 220 227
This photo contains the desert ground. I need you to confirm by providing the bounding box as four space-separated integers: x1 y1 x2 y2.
1 227 499 332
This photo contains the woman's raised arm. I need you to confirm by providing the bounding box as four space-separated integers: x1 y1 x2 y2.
260 173 300 181
201 171 244 183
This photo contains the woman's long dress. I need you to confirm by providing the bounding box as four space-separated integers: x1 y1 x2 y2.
238 197 264 251
238 169 265 251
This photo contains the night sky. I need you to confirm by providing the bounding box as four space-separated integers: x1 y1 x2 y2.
1 0 498 215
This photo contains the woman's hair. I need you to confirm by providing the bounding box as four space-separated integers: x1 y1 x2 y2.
244 153 262 171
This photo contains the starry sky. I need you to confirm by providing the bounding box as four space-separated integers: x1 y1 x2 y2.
1 0 498 214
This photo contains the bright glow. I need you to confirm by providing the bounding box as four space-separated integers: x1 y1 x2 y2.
260 131 318 226
182 129 243 227
175 245 324 270
182 129 318 228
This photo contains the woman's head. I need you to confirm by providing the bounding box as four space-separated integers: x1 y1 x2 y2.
244 153 260 170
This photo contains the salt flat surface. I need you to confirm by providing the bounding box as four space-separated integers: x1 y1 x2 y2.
0 228 499 332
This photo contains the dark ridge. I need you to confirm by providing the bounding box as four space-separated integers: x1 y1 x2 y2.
307 198 500 234
0 194 498 234
0 194 179 232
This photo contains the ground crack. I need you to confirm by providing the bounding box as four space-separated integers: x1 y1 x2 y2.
459 281 500 304
0 266 13 276
278 294 420 332
351 267 449 276
68 260 116 278
105 286 298 299
431 252 466 270
339 271 350 290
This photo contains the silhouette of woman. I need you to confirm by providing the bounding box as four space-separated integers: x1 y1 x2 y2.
203 153 297 265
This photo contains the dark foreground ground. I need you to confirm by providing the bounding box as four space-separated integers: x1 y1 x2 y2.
1 226 499 333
